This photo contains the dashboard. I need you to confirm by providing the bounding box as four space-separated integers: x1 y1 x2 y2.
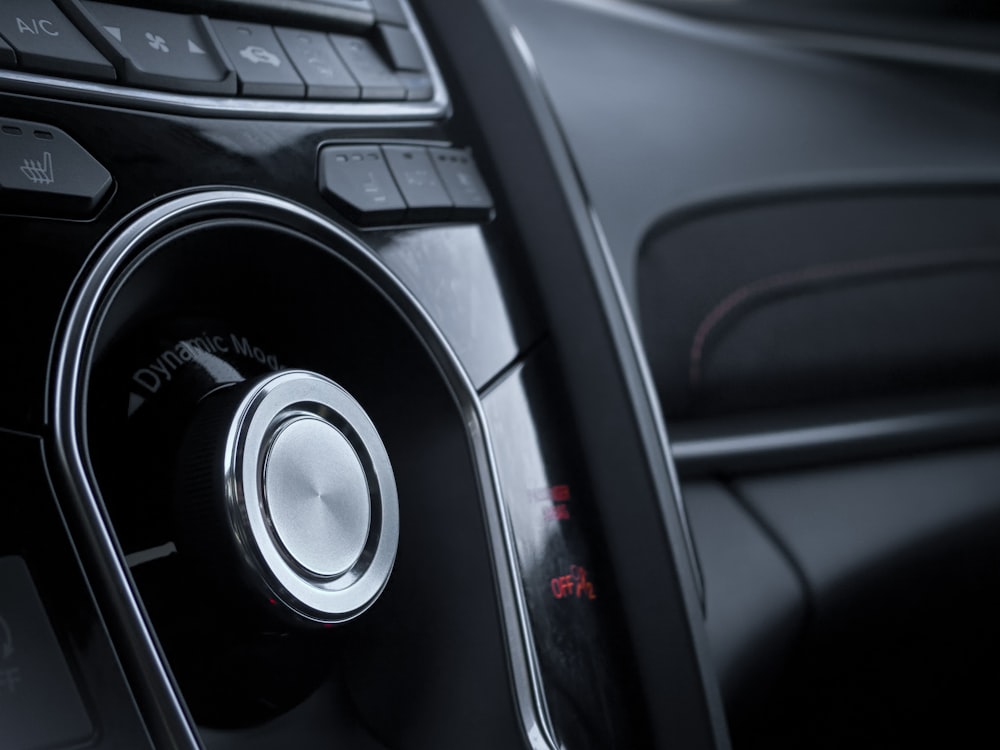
1 0 998 749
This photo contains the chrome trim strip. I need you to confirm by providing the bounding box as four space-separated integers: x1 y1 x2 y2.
0 2 449 120
125 542 178 569
759 26 1000 73
48 190 554 749
585 207 706 607
554 0 1000 74
49 203 206 749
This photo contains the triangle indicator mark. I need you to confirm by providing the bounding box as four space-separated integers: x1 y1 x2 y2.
188 39 206 55
127 392 145 417
105 25 122 42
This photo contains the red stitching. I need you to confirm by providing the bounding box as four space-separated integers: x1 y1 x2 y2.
688 249 1000 386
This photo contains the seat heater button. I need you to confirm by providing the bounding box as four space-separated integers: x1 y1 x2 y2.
0 557 92 750
0 117 112 218
429 147 494 220
383 145 452 221
329 34 405 101
274 27 359 100
211 20 305 98
82 2 235 94
0 0 115 81
319 145 406 224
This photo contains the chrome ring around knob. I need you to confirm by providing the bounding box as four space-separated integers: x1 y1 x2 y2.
219 370 398 624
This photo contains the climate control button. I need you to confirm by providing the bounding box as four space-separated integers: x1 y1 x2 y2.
80 2 236 94
0 0 115 81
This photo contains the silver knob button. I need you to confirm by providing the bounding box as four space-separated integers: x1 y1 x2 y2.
264 416 372 579
180 369 400 624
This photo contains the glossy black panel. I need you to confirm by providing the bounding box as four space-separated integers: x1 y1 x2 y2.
48 192 539 745
483 349 648 750
0 86 531 431
370 224 541 388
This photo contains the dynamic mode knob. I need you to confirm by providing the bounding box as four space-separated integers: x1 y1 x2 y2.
179 369 399 625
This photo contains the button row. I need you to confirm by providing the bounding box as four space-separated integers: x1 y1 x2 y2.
0 0 431 102
319 145 494 225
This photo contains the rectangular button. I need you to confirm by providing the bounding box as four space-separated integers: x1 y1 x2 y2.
429 148 494 221
0 557 92 750
377 24 424 71
399 71 433 101
329 34 405 101
319 145 406 224
211 20 305 98
0 117 113 218
314 0 375 14
383 145 451 221
0 0 115 81
81 2 235 94
275 27 359 100
371 0 408 26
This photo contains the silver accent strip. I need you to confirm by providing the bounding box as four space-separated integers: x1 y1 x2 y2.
49 190 555 749
0 2 449 120
49 212 207 750
758 26 1000 74
549 0 1000 74
585 206 705 607
125 542 178 568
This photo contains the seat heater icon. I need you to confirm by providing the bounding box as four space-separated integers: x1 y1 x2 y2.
21 152 54 185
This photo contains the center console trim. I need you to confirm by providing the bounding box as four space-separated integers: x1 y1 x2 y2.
47 189 556 749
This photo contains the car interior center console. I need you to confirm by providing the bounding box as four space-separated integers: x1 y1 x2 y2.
0 1 728 748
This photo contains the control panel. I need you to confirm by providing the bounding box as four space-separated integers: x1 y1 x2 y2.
0 0 444 115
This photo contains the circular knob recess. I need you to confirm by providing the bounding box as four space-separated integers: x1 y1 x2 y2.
180 369 398 625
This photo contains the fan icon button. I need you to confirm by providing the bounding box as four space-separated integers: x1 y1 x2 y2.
144 32 169 53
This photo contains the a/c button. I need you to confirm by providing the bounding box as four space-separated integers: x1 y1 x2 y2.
0 0 115 81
